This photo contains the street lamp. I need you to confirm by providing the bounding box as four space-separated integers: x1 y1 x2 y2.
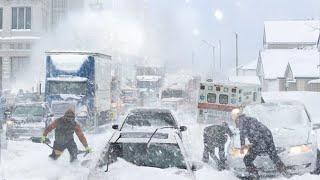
202 40 215 78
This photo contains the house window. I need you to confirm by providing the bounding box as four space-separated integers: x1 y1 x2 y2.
12 7 31 29
17 43 23 49
10 44 15 49
0 8 3 29
26 43 31 49
207 93 216 103
219 94 229 104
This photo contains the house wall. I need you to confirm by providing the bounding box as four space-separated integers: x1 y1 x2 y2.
278 78 287 91
296 78 318 91
265 43 316 49
307 83 320 92
263 79 280 91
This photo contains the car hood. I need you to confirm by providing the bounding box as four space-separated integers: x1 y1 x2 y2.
271 126 310 147
232 126 310 148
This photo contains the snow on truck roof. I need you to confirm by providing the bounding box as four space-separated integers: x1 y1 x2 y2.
46 51 111 58
136 75 162 82
264 20 320 44
47 76 88 82
260 49 319 79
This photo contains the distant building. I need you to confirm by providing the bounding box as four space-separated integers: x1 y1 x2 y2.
263 20 320 49
238 60 258 76
257 49 319 91
50 0 85 28
0 0 50 90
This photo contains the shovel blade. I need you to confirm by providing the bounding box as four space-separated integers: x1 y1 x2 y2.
30 136 51 144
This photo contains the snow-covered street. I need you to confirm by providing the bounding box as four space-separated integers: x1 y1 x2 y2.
1 101 320 180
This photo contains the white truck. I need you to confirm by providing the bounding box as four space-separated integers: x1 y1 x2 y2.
197 80 262 124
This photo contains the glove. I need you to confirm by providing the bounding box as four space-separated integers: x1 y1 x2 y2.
85 147 93 153
40 136 46 143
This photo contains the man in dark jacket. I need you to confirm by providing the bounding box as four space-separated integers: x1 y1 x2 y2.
203 122 233 170
41 109 91 162
231 108 287 177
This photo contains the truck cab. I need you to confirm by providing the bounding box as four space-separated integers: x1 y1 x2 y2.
45 51 112 127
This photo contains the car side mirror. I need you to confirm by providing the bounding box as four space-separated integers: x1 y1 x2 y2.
112 124 119 130
47 113 54 117
4 111 11 116
313 123 320 130
180 126 187 132
191 161 203 171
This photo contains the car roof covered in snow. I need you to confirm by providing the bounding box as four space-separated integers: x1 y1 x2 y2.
45 51 111 59
247 100 305 109
14 102 45 107
260 49 319 79
264 20 320 44
109 129 179 144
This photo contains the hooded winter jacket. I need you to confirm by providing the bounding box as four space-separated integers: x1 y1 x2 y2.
43 109 88 147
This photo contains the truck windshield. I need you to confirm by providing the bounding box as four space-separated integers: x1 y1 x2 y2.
103 143 187 169
13 106 44 117
161 89 185 99
47 81 87 95
137 81 159 89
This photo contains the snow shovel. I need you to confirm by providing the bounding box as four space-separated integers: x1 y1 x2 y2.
30 136 90 157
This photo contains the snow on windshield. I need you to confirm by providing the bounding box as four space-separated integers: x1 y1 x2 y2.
244 103 309 129
122 112 177 129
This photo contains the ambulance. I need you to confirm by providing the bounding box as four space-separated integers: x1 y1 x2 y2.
197 80 262 124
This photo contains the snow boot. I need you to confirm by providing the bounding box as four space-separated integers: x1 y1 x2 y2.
246 166 260 180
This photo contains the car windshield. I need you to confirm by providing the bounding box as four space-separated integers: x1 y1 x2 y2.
102 143 187 169
161 89 186 99
122 112 177 129
244 103 310 129
13 105 44 117
47 81 87 95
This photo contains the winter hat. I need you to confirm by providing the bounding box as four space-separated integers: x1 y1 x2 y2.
64 108 75 119
231 108 242 121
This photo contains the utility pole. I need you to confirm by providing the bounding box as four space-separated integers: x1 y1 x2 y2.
235 33 239 76
219 40 222 71
202 40 215 79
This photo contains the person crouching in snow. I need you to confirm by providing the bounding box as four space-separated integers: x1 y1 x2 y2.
231 108 288 178
41 109 92 162
202 121 233 170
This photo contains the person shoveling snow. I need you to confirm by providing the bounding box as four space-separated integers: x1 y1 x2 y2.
40 109 92 162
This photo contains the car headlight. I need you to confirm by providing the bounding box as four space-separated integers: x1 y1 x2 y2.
230 147 249 158
289 145 312 155
6 120 14 126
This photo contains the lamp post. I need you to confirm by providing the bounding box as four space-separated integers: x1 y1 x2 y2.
202 40 215 79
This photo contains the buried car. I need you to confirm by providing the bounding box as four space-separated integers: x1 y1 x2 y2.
228 101 318 177
6 102 52 139
83 129 201 180
112 108 187 133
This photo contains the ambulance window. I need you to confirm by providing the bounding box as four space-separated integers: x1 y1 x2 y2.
231 88 237 93
253 92 257 102
207 93 216 103
219 94 228 104
200 84 205 90
216 87 221 91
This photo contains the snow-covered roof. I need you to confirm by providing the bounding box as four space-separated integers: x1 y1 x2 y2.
50 55 89 72
0 36 40 41
260 49 319 79
228 76 261 85
308 79 320 84
136 75 162 82
47 76 88 82
264 20 320 44
239 60 257 70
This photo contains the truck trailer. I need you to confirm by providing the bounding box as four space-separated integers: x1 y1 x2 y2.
45 51 112 127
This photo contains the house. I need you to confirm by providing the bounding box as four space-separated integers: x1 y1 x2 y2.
257 49 319 91
264 20 320 49
238 60 257 76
